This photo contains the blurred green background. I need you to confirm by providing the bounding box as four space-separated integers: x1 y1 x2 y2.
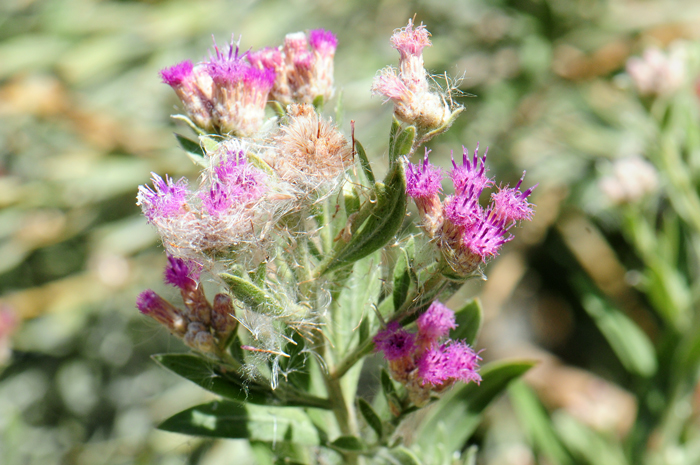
3 0 700 463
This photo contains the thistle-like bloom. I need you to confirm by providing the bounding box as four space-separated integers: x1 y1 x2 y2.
406 149 444 236
160 61 215 132
137 290 188 337
372 19 452 130
164 255 200 290
450 144 493 197
417 341 481 386
249 29 337 105
374 322 416 361
137 173 190 223
490 173 536 224
206 39 275 136
417 301 457 344
160 37 274 137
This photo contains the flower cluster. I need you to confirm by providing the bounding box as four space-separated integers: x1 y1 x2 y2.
406 145 536 275
374 301 481 406
137 256 237 354
372 20 455 131
248 29 337 106
626 44 686 97
161 29 337 137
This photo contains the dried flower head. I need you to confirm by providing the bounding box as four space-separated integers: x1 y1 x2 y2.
267 103 352 188
406 148 444 236
372 19 454 130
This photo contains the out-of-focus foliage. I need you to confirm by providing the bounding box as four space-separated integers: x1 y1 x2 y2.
4 0 700 464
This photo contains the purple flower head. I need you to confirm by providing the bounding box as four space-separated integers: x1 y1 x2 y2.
285 32 309 54
406 149 443 198
417 346 447 385
248 47 284 70
136 290 187 336
293 50 315 70
374 322 416 361
461 214 512 261
309 29 338 56
201 182 233 216
450 144 494 197
164 255 200 290
214 150 268 202
491 172 537 224
443 190 482 227
417 341 481 386
441 341 481 384
417 301 457 343
138 173 189 223
206 38 275 91
160 60 194 87
391 19 431 58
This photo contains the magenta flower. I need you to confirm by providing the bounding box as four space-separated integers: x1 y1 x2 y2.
461 214 512 261
417 301 457 343
136 290 187 336
490 173 536 224
164 256 200 290
417 341 481 386
406 149 443 198
160 60 194 87
390 19 431 59
374 322 416 360
137 173 189 223
309 29 338 56
443 190 482 228
450 144 493 197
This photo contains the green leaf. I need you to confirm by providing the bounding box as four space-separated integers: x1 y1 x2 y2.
355 140 375 185
380 368 402 416
279 330 310 391
344 183 361 216
509 381 573 465
553 411 628 465
582 294 657 377
221 273 286 317
158 401 321 445
382 447 423 465
175 133 208 167
312 94 324 112
269 101 285 119
330 435 366 452
389 125 416 162
393 239 415 311
358 398 383 439
417 360 536 456
321 162 407 274
451 298 483 347
153 354 329 409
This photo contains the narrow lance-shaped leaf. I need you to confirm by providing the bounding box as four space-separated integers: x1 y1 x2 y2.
158 400 321 445
355 140 375 185
221 273 286 317
321 161 407 274
393 237 415 311
417 360 536 456
358 398 383 440
330 436 366 452
451 298 483 347
581 293 657 377
175 133 208 167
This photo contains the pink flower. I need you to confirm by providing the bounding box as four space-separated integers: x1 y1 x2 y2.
490 173 536 224
450 144 493 197
405 148 443 199
137 173 189 223
417 301 457 344
374 322 416 361
164 255 200 290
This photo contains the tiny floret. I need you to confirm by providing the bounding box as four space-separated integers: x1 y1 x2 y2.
374 322 416 360
164 255 200 290
390 19 431 58
417 301 457 342
490 173 536 224
160 60 194 87
137 173 189 223
406 149 443 198
450 144 493 197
